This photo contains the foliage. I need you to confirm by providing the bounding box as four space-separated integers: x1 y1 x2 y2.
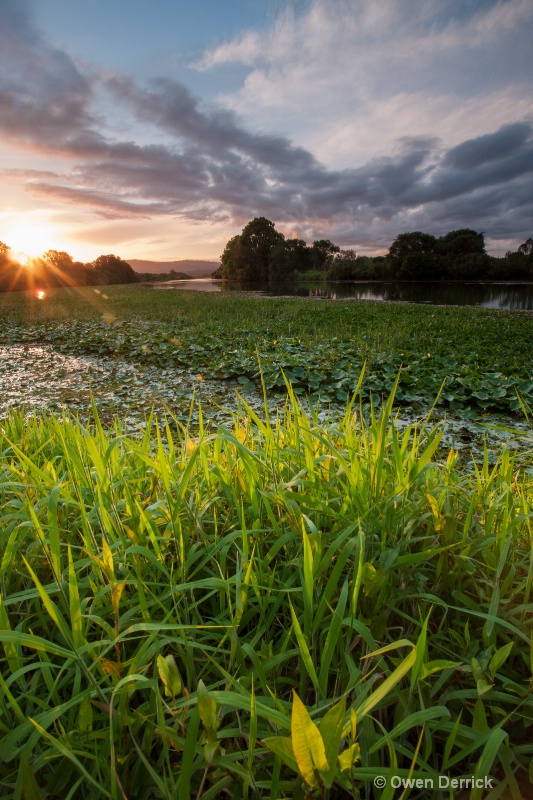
134 270 192 282
220 221 339 282
436 229 485 257
518 237 533 257
1 285 533 419
311 239 340 271
0 245 138 292
388 232 438 264
220 218 285 281
91 254 137 285
0 387 532 797
327 252 389 281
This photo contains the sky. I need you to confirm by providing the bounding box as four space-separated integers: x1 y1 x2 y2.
0 0 532 262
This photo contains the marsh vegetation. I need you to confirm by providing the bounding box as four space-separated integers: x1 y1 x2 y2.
0 285 532 798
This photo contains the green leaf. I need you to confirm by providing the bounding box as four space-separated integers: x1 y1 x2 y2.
0 630 73 659
21 757 43 800
263 736 298 774
289 601 321 694
472 728 508 800
489 642 513 679
419 659 462 680
0 593 21 675
77 695 93 733
472 699 489 733
197 679 218 739
318 696 346 788
356 643 417 720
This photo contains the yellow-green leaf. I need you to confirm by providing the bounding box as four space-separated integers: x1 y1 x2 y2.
157 654 182 698
291 691 328 787
102 538 115 583
338 743 361 772
489 642 513 678
111 579 127 619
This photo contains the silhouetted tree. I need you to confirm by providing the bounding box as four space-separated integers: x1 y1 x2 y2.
437 229 485 257
311 239 340 270
518 237 533 256
220 235 245 280
239 217 285 281
220 218 285 281
280 238 313 274
387 232 438 278
91 254 136 285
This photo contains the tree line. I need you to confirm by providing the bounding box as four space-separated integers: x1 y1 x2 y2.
216 218 533 282
0 245 138 293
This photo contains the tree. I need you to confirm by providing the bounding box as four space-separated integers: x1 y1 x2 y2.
39 250 75 287
388 232 437 262
42 250 75 271
311 239 340 270
387 232 439 279
518 237 533 256
91 255 136 285
279 238 313 274
239 217 285 281
437 229 485 257
326 249 357 280
220 235 244 280
220 218 285 282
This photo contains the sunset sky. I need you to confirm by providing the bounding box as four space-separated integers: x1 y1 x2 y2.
1 0 532 262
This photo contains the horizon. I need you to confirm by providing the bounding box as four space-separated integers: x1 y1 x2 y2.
1 0 532 263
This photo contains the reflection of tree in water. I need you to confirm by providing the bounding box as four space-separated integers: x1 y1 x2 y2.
317 281 533 309
482 286 533 310
224 278 533 309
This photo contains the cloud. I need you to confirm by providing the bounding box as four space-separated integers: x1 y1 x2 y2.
203 0 533 163
0 0 95 149
443 123 531 170
1 0 532 252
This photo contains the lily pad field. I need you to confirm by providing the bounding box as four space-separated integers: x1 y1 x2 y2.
1 285 533 798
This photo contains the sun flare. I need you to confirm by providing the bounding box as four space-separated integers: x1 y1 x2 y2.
12 251 33 266
2 218 64 259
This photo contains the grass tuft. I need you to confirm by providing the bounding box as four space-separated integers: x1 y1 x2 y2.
0 390 532 797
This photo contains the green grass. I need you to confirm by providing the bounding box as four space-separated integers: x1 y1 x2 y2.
1 285 533 796
1 386 532 798
1 284 533 414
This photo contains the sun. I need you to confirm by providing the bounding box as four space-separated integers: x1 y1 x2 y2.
2 218 64 259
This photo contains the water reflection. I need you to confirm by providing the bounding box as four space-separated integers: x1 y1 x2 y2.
152 278 533 310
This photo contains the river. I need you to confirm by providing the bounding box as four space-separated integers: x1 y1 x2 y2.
152 278 533 310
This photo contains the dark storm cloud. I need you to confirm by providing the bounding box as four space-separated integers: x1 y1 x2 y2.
106 76 322 177
1 1 531 246
0 0 95 147
443 123 531 170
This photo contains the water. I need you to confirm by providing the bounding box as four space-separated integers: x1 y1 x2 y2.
152 278 533 310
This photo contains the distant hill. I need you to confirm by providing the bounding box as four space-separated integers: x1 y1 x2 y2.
128 259 220 277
